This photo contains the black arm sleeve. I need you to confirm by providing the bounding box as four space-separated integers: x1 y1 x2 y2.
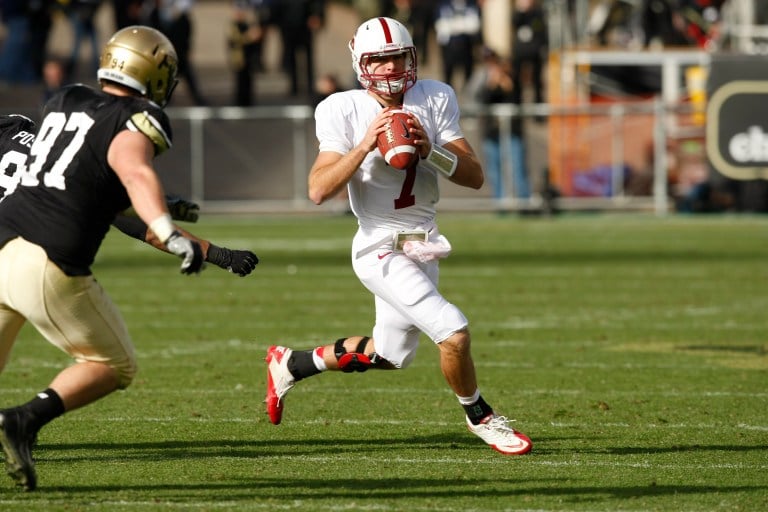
112 215 149 241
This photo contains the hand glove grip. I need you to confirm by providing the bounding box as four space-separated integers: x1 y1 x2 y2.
165 194 200 223
165 231 205 274
207 244 259 276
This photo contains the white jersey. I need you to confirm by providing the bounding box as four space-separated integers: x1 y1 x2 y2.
315 79 464 231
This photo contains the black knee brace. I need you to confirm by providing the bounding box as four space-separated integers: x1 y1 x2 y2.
334 337 385 372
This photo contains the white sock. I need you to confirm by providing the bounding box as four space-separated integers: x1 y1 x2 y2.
456 389 481 405
312 347 327 371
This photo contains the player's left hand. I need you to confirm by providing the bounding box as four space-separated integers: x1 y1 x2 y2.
165 194 200 223
405 114 430 159
206 245 259 276
165 231 206 274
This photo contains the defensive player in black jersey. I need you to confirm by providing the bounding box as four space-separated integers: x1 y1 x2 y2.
0 114 258 275
0 115 36 201
0 26 254 491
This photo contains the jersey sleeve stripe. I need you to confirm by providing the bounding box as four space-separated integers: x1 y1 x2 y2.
127 111 172 154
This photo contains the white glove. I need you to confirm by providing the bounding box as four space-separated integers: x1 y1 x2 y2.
165 231 205 274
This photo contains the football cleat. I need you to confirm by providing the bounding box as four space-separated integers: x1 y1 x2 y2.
466 414 532 455
0 409 38 491
265 345 295 425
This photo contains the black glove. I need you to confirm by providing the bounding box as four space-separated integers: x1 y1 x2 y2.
165 194 200 223
165 231 205 274
206 244 259 276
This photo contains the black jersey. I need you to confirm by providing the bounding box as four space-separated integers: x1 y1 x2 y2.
0 114 36 201
0 84 173 276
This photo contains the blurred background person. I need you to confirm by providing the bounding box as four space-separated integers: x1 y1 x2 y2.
29 1 56 85
678 0 727 50
311 72 341 106
0 0 37 84
249 0 273 73
65 0 104 77
409 0 437 66
270 0 326 100
112 0 145 29
468 47 530 201
640 0 691 48
434 0 482 90
41 55 70 102
227 0 263 106
148 0 208 105
352 0 387 21
511 0 547 109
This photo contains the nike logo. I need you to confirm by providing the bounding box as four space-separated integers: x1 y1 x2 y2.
398 119 411 139
378 252 393 259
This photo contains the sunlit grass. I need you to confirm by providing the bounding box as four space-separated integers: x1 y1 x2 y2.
2 213 766 511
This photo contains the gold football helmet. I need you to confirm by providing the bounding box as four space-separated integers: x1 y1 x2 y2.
97 25 178 107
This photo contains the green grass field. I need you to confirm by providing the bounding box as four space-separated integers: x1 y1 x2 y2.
1 213 767 511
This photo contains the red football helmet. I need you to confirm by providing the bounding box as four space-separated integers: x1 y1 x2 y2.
349 17 417 95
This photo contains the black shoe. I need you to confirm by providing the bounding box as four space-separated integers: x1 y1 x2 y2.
0 409 37 491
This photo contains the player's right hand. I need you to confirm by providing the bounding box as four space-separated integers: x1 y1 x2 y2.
165 231 205 274
165 194 200 223
361 109 394 153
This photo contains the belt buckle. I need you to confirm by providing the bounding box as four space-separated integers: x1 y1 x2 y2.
393 230 428 252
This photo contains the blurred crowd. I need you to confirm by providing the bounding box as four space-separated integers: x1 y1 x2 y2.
0 0 763 211
0 0 758 108
591 0 731 51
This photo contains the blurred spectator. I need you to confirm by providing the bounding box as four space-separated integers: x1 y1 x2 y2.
42 55 70 102
352 0 387 21
590 0 637 47
511 0 547 108
468 48 530 200
640 0 689 47
0 0 37 84
311 72 341 106
66 0 104 77
227 1 263 106
408 0 436 66
270 0 325 99
249 0 273 72
112 0 145 29
28 1 56 84
678 0 726 51
390 0 411 25
434 0 482 89
148 0 208 105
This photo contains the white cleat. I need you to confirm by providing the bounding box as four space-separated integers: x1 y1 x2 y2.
466 414 532 455
265 345 295 425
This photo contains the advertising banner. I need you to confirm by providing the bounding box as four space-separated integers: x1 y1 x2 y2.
706 55 768 181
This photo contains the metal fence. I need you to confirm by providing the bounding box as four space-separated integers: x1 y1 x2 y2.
155 98 690 216
3 98 698 215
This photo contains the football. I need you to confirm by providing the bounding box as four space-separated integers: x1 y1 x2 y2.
377 110 418 170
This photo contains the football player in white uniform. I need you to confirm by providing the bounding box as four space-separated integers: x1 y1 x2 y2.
265 17 532 455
